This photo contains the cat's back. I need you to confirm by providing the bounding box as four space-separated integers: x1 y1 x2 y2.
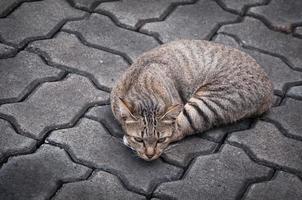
132 40 270 99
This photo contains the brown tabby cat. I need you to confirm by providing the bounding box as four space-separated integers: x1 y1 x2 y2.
110 40 273 161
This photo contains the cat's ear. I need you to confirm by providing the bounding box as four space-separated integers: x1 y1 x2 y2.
117 97 137 123
160 104 182 123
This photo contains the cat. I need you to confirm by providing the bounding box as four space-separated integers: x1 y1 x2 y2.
110 40 273 161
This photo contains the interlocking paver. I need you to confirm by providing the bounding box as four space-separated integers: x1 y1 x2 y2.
287 86 302 99
0 0 301 199
47 118 183 194
63 13 158 60
294 26 302 37
214 34 302 93
0 74 108 139
96 0 193 29
0 43 15 57
85 105 123 138
53 171 145 200
228 121 302 175
266 98 302 139
0 118 36 162
0 144 91 200
219 17 302 70
245 171 302 200
0 0 26 17
217 0 266 14
142 0 238 43
69 0 102 10
0 51 63 103
0 0 85 47
162 136 217 167
154 144 271 200
249 0 302 32
29 32 128 89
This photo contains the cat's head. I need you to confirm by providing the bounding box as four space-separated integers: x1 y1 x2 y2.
117 98 182 161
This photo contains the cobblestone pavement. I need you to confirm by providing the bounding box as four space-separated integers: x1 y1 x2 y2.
0 0 302 199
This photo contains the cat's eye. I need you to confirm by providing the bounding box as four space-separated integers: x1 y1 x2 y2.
158 137 167 143
134 137 143 142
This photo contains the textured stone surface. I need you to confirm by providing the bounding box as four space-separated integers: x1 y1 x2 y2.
0 0 26 17
294 26 302 36
162 136 217 167
1 1 301 199
0 74 108 139
0 118 36 162
218 0 266 14
0 43 16 57
96 0 192 29
85 105 123 138
69 0 101 10
228 121 302 175
142 0 238 42
0 51 63 103
249 0 302 32
29 32 128 89
0 144 91 200
54 171 145 200
267 98 302 138
0 0 85 47
219 17 302 69
154 144 271 200
48 118 183 194
245 171 302 200
214 34 302 93
63 13 158 60
287 86 302 99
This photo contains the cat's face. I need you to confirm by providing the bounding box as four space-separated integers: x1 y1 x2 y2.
117 98 182 161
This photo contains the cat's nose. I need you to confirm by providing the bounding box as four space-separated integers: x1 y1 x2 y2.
145 147 155 159
146 154 154 159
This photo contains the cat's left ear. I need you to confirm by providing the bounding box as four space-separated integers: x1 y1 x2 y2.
117 97 138 123
160 104 183 123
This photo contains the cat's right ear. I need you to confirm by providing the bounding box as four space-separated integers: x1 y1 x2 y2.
117 97 138 123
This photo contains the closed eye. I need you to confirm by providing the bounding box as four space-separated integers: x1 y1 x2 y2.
158 137 167 143
134 137 143 142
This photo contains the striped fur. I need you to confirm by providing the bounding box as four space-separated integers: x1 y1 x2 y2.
111 40 273 160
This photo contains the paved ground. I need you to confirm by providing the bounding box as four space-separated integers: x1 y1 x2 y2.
0 0 302 199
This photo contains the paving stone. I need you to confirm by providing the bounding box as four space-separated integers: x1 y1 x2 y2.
0 51 63 103
219 17 302 70
161 136 217 167
47 118 183 194
85 105 123 138
0 118 36 162
0 74 108 139
54 170 146 200
214 34 302 93
228 121 302 175
29 32 128 89
245 171 302 200
63 13 158 60
0 0 85 47
69 0 101 10
0 43 16 58
249 0 302 32
0 144 91 200
294 26 302 37
142 0 238 43
267 98 302 139
0 0 27 17
154 144 271 200
287 86 302 99
96 0 192 29
217 0 266 14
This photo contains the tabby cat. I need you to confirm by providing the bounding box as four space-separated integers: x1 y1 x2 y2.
110 40 273 161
